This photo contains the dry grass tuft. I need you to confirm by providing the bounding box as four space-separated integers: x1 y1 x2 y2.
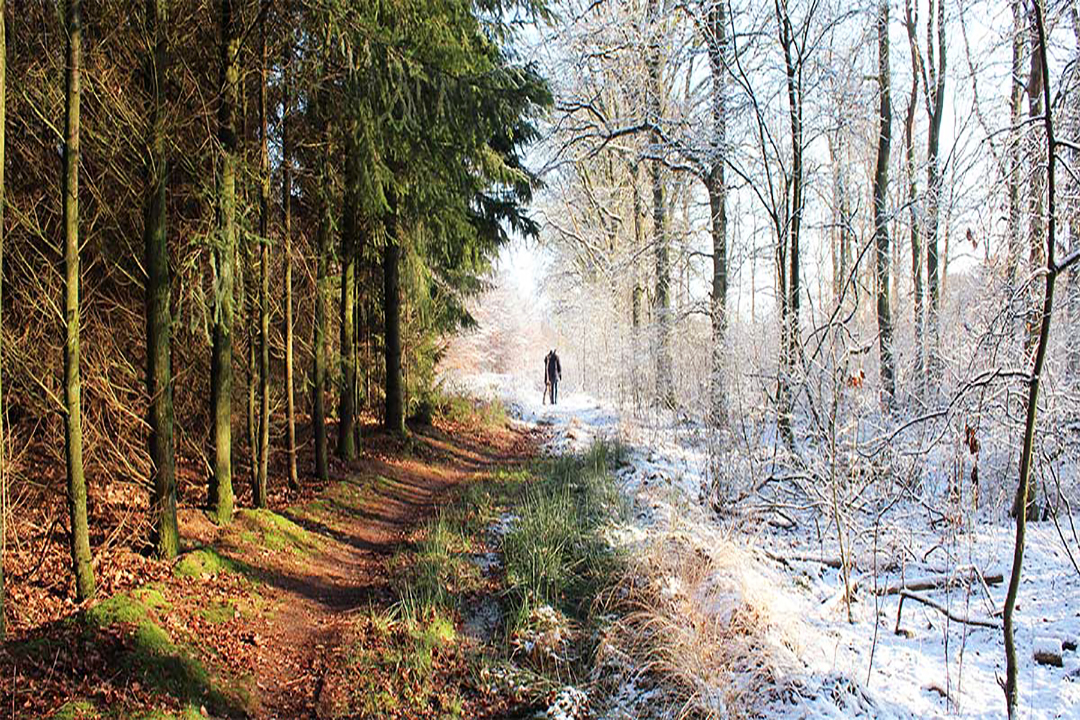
593 521 804 719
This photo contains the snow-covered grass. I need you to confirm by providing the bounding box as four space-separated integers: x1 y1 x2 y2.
445 369 1080 719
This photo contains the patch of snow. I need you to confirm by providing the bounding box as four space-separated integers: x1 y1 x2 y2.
546 686 588 720
447 371 1080 718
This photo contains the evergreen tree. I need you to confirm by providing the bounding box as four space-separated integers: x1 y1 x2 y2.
144 0 178 557
209 0 238 524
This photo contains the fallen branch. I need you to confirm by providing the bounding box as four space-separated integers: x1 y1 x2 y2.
762 549 844 569
895 589 1001 631
875 565 1003 596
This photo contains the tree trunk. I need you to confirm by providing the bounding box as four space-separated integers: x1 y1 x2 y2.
924 0 946 385
144 0 177 558
778 2 803 448
281 29 298 491
209 0 237 524
63 0 95 600
312 105 330 482
383 232 405 435
904 0 923 398
338 101 358 460
631 161 643 331
1025 9 1046 359
873 0 895 403
706 0 728 424
0 0 7 638
254 12 269 507
1004 10 1059 717
647 0 673 409
1005 0 1024 286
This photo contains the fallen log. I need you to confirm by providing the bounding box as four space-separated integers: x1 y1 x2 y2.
875 566 1003 596
762 549 844 570
1034 637 1064 667
894 589 1001 631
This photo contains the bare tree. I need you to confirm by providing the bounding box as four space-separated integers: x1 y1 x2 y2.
873 0 894 404
1002 7 1080 716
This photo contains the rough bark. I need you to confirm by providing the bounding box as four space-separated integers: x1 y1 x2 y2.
209 0 237 524
1004 9 1060 716
873 0 895 403
281 30 298 490
777 0 803 447
0 0 6 637
383 232 405 435
312 88 330 481
63 0 95 600
144 0 177 558
1025 9 1046 359
924 0 945 384
631 161 644 330
254 12 269 508
1005 0 1024 286
705 0 728 424
338 96 358 460
647 0 673 408
904 0 924 396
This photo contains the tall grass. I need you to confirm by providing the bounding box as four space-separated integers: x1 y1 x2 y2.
502 439 629 633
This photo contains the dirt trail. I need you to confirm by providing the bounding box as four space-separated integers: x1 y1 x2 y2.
245 421 539 720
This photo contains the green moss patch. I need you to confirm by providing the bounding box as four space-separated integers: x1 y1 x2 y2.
86 593 150 629
342 611 464 718
132 584 172 612
53 698 99 719
237 508 322 556
174 547 238 578
199 601 236 625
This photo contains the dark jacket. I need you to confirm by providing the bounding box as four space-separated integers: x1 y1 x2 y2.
545 352 562 383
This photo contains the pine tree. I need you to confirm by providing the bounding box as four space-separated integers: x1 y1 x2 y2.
144 0 178 557
281 28 299 490
255 10 270 508
209 0 238 524
0 0 6 638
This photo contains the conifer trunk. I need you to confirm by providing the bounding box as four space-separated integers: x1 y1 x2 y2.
312 50 330 480
63 0 95 600
254 13 269 507
383 231 404 435
144 0 177 558
0 0 7 637
338 92 358 460
209 0 238 523
281 31 298 490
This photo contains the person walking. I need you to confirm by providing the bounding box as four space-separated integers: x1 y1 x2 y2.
544 348 562 405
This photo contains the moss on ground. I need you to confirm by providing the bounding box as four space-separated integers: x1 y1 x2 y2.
54 698 99 719
174 548 239 578
237 508 321 556
86 593 149 629
199 601 236 624
82 583 254 718
131 585 172 612
344 611 463 718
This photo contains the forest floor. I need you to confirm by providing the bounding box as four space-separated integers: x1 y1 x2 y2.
452 369 1080 719
0 403 585 719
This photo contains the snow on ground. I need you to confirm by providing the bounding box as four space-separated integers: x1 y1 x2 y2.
445 370 1080 719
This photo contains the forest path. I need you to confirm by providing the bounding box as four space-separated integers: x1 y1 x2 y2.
249 420 540 720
